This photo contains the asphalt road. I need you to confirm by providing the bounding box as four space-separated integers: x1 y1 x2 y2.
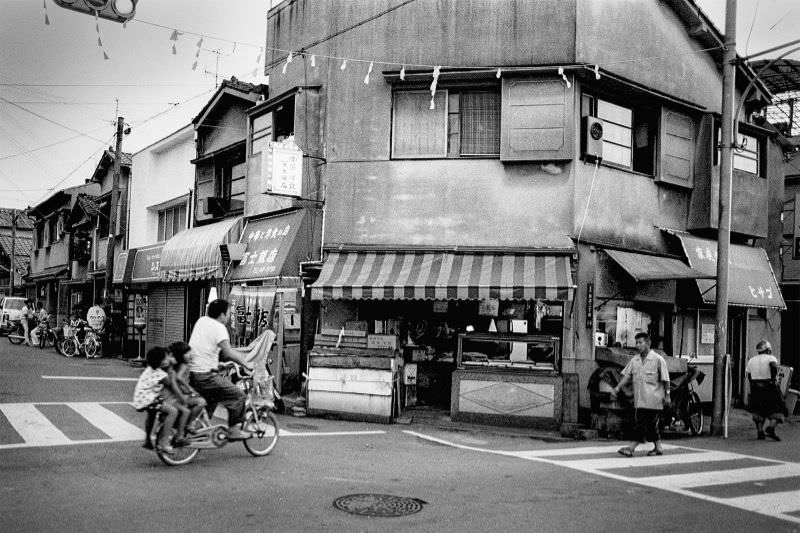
1 341 798 533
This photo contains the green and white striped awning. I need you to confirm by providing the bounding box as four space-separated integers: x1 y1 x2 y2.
159 217 242 282
310 251 574 301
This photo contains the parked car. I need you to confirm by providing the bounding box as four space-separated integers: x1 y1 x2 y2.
0 296 27 336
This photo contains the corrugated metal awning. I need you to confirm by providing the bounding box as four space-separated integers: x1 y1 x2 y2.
310 251 574 301
160 217 242 282
604 249 713 282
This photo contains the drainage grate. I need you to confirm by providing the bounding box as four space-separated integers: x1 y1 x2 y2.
333 494 426 517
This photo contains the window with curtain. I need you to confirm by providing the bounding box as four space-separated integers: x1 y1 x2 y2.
157 203 187 242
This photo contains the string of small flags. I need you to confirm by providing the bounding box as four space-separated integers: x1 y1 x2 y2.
43 0 50 26
94 11 109 60
170 29 182 55
192 37 203 71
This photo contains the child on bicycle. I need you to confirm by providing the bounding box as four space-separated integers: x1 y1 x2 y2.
133 346 190 454
167 341 207 431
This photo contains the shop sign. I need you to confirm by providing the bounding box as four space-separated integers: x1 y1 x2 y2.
87 305 106 330
132 244 164 283
585 282 594 329
367 334 398 350
263 140 303 197
133 295 147 329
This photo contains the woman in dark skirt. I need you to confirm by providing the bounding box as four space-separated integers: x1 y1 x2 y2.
746 341 786 441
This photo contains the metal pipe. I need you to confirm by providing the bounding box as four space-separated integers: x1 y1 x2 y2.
742 37 800 60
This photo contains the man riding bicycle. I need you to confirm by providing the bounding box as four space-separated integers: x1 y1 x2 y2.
188 299 253 440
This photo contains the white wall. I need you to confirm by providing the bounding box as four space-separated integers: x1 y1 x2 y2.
128 126 195 248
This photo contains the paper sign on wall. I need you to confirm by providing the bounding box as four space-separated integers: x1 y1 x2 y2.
701 323 715 344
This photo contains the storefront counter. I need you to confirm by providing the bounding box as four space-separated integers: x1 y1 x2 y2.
451 368 562 428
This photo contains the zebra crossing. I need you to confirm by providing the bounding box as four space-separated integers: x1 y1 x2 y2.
0 402 386 450
405 431 800 525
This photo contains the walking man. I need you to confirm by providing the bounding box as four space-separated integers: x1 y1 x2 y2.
188 299 253 440
746 340 785 441
20 299 32 346
611 331 671 457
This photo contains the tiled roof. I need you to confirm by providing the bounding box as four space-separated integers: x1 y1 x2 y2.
76 194 102 217
0 208 34 230
192 76 268 126
0 234 32 272
105 149 132 167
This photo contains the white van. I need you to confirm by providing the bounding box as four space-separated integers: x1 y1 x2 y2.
0 296 27 335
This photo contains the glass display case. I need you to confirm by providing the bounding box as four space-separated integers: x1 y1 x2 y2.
456 333 561 371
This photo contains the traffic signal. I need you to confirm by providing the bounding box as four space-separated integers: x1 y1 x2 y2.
52 0 138 23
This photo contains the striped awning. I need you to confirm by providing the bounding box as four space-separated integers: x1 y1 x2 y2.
159 217 242 282
310 252 574 301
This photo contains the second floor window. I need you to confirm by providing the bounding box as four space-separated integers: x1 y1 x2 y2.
35 224 45 249
392 89 501 158
734 132 760 175
157 203 187 242
218 161 246 208
582 94 656 174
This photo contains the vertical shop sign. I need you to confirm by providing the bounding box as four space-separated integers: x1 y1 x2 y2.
585 282 594 329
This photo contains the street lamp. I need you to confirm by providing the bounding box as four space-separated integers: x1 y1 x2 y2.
52 0 138 23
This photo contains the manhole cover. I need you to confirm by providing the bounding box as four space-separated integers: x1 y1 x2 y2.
333 494 426 517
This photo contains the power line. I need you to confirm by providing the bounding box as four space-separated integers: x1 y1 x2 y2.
0 96 110 144
745 0 760 57
0 124 112 161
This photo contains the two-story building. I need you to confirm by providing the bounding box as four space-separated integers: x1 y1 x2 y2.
0 207 33 297
264 0 787 427
27 181 100 324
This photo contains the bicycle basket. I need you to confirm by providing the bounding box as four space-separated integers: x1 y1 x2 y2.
251 374 275 409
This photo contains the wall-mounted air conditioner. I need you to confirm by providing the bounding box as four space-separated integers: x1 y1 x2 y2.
582 116 604 163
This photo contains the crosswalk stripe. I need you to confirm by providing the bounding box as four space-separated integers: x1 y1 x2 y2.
0 404 71 446
726 490 800 515
66 403 144 441
636 464 800 489
509 444 683 458
540 451 743 471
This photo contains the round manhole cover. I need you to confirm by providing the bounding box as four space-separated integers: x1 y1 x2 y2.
333 494 426 517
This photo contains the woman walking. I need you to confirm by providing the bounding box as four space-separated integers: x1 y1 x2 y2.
746 340 787 441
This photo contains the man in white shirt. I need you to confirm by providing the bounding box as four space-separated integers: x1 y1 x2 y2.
611 331 671 457
189 299 253 440
20 299 32 346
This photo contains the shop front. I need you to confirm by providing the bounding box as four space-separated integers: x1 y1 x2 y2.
125 242 167 355
225 208 320 393
669 232 786 403
158 217 243 343
308 251 575 426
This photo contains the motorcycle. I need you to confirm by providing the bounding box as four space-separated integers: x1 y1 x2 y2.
30 315 57 350
6 319 28 345
147 362 280 466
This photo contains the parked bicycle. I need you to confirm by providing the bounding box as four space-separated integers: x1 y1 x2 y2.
148 361 279 466
60 319 102 358
30 314 57 350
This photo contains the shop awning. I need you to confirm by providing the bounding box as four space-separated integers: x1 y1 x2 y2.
131 243 164 284
310 251 574 301
673 233 786 310
27 266 69 281
112 249 136 284
160 217 242 282
604 249 713 282
229 210 309 282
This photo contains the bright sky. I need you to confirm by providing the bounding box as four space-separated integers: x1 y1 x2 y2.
0 0 798 210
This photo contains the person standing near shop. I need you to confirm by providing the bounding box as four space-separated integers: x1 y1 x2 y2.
19 299 33 346
611 332 671 457
188 299 253 440
746 340 786 441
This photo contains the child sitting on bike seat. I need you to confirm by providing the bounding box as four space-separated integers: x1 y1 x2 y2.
133 347 190 454
167 341 206 430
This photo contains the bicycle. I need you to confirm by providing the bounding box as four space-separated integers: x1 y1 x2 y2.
60 321 101 358
148 362 280 467
30 315 56 350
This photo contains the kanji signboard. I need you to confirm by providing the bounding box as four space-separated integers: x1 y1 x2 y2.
229 210 307 281
263 139 303 197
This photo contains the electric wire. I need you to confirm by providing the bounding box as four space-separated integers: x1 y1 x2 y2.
0 95 109 144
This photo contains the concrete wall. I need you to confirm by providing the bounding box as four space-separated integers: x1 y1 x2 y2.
129 127 195 248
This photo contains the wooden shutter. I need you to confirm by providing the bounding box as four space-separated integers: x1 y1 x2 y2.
500 77 574 161
392 91 447 158
657 108 695 188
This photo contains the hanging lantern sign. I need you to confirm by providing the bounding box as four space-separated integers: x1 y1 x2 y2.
262 139 303 197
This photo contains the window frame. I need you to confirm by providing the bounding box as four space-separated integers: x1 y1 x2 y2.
391 86 501 160
581 91 658 176
713 123 766 178
157 202 188 242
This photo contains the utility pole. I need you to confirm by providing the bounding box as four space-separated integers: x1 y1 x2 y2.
711 0 737 437
8 208 16 295
104 116 124 302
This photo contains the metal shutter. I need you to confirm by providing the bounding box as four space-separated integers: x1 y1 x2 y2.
165 286 186 343
147 286 167 351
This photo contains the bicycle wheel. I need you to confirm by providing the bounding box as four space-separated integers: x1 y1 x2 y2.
8 326 24 345
61 338 78 357
686 392 704 435
85 337 100 358
243 409 279 457
152 421 199 467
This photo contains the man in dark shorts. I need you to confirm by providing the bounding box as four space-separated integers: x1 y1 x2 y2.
611 332 671 456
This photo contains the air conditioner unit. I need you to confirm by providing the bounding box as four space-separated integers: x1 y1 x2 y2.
582 116 604 163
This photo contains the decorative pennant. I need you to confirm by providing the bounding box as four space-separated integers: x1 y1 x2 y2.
594 65 601 80
399 65 405 81
496 68 502 78
340 59 347 70
282 51 293 74
429 66 441 109
558 66 571 88
169 29 182 55
310 55 316 67
364 61 374 84
43 0 50 25
94 11 109 60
